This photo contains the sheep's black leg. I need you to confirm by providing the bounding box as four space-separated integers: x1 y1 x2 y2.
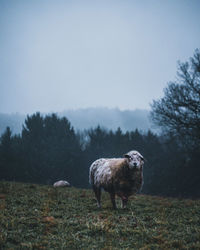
121 197 128 209
110 192 116 209
117 192 128 208
93 186 101 208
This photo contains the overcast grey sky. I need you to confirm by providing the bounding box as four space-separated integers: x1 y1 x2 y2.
0 0 200 114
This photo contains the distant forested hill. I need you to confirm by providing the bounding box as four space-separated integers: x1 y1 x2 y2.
60 108 153 132
0 108 155 135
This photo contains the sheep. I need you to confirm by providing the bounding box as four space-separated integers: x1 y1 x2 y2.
53 180 70 187
89 150 145 209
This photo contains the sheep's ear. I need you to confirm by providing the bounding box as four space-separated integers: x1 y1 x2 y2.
140 155 144 161
124 154 131 159
136 152 144 161
140 155 147 162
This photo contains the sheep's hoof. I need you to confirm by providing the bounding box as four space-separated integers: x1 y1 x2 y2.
121 202 128 209
97 203 101 209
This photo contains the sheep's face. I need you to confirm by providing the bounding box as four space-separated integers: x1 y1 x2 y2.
124 151 144 170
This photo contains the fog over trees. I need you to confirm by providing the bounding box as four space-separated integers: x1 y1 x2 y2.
0 108 153 135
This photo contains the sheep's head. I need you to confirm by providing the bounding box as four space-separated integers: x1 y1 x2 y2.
124 150 144 170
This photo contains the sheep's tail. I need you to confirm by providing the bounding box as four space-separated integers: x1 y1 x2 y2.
89 168 93 185
89 158 104 186
89 160 100 185
89 163 95 185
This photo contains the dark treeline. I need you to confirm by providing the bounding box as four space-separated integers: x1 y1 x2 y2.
0 112 199 198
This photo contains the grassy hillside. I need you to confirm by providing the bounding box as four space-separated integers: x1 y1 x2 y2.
0 181 199 249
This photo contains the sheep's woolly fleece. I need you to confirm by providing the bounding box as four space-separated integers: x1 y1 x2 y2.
89 151 144 188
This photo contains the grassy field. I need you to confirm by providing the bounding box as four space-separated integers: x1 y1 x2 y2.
0 181 200 249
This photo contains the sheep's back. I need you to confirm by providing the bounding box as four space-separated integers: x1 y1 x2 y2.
89 158 127 188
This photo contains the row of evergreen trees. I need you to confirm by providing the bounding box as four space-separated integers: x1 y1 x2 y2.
0 112 199 197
